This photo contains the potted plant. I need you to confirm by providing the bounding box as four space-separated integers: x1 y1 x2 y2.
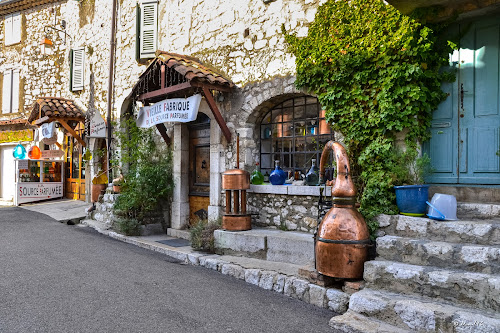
112 174 124 193
392 148 432 216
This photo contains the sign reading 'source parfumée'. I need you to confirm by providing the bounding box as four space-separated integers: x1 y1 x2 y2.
136 94 202 128
17 183 63 204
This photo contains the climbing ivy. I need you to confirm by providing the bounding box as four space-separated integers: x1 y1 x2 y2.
284 0 456 236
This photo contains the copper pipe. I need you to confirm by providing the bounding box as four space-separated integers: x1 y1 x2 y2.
319 141 356 199
234 190 240 213
236 133 240 169
241 190 247 214
225 190 231 214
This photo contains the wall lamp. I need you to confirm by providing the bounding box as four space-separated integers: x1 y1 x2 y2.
40 20 72 55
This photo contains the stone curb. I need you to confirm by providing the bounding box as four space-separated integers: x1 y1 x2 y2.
80 220 350 314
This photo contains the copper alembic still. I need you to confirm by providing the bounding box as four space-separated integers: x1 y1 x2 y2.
222 134 251 231
315 141 370 279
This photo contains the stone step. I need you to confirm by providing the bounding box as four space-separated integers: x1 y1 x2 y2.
214 228 314 266
364 260 500 312
347 288 500 332
329 310 410 333
429 185 500 205
376 214 500 246
376 235 500 274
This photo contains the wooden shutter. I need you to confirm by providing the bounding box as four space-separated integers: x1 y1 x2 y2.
11 13 21 44
139 1 157 59
71 48 85 91
2 70 12 113
11 69 20 113
4 14 12 45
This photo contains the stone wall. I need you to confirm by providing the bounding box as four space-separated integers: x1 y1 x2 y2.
246 185 333 233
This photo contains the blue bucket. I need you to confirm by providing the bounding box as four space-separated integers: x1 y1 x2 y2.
394 185 429 215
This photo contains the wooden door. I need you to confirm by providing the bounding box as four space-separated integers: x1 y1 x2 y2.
426 17 500 184
188 117 210 224
64 135 86 200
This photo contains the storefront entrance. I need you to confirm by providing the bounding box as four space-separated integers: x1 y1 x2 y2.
188 114 210 224
64 134 86 201
0 144 16 201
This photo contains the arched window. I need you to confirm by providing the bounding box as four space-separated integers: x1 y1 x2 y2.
259 96 334 177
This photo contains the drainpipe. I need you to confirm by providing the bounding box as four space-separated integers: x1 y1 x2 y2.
106 0 118 182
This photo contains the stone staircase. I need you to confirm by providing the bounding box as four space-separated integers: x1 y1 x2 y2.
330 209 500 332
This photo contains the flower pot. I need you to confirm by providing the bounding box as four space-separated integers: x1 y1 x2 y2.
394 184 429 216
112 185 121 193
91 184 107 202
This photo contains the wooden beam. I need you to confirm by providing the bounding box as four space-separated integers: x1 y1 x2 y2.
138 82 192 101
202 87 231 142
58 119 86 148
55 142 63 150
34 116 51 125
191 81 232 93
156 123 171 146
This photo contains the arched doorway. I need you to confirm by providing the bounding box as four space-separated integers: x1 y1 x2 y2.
188 113 210 223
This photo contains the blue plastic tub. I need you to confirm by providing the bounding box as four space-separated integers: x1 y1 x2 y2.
394 185 429 215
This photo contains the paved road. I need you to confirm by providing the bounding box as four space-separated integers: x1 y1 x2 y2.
0 207 334 333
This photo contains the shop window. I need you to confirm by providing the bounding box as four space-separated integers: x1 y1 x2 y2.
2 69 20 114
4 13 21 46
136 0 158 60
70 48 85 92
259 96 334 177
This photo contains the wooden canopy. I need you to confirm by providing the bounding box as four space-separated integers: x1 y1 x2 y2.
29 97 86 147
131 51 235 143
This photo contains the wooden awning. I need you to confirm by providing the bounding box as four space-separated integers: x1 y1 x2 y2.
131 51 235 143
29 97 86 147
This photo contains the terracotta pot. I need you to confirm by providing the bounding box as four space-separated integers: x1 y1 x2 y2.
91 184 107 202
112 185 121 193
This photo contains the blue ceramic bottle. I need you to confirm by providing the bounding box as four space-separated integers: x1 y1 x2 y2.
269 160 286 185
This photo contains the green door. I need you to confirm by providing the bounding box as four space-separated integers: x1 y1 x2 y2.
426 17 500 184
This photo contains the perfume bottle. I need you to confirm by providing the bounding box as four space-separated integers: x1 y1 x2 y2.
269 160 286 185
250 163 264 185
305 159 319 186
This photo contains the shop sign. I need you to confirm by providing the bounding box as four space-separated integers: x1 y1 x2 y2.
41 149 64 159
88 112 106 138
0 129 33 143
17 183 63 204
40 123 57 145
136 94 202 128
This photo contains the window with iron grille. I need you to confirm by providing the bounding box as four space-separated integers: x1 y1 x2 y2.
259 96 334 178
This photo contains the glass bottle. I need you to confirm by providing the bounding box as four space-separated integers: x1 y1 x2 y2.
263 171 270 183
269 160 287 185
305 159 319 186
250 162 264 185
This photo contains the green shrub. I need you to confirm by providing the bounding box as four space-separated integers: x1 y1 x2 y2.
112 118 174 225
190 219 222 253
115 218 141 236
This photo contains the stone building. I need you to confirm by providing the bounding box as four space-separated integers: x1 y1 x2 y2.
1 0 332 232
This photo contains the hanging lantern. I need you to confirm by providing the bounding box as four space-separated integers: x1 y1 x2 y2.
40 37 53 55
28 145 41 159
13 144 27 159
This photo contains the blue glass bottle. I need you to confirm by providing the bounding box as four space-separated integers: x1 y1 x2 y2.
269 160 286 185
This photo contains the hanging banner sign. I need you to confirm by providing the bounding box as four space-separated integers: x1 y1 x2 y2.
136 94 202 128
41 149 64 159
88 112 107 138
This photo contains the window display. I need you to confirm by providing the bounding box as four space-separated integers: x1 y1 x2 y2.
14 159 64 205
